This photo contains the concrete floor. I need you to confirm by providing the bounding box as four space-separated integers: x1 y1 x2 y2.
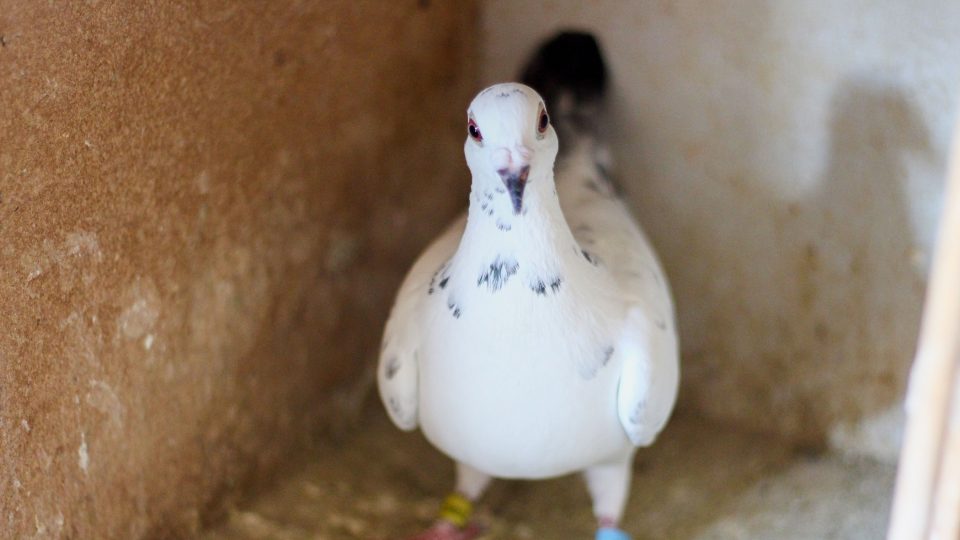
203 410 895 540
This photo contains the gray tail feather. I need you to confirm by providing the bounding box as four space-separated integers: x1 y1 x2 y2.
521 31 608 144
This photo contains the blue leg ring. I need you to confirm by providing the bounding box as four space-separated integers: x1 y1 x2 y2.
596 526 631 540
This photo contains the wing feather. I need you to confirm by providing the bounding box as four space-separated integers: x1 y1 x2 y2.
557 142 680 446
377 215 465 430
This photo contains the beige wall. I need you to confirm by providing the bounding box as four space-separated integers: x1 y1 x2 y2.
481 0 960 446
0 2 475 537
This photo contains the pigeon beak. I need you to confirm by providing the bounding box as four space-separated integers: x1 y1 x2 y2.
497 165 530 215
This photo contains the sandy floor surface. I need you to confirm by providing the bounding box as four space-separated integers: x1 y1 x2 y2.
203 409 894 540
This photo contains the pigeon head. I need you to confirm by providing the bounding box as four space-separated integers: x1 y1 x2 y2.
464 83 559 215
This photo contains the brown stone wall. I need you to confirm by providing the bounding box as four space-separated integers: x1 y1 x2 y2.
0 2 476 537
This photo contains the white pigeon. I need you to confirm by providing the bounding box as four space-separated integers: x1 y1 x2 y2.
378 32 679 540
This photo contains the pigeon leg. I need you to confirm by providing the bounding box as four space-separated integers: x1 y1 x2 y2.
403 462 491 540
453 460 492 501
583 457 633 540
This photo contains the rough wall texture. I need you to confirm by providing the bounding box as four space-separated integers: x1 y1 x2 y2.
481 0 960 446
0 2 475 537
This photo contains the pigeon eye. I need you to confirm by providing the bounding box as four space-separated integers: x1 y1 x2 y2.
537 105 549 136
468 119 483 143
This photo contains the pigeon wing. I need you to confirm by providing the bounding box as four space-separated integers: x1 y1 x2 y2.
377 214 466 430
557 145 680 447
615 303 679 446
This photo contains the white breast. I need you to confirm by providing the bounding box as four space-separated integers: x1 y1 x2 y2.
416 276 633 479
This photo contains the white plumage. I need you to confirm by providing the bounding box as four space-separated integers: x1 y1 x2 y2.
378 51 678 538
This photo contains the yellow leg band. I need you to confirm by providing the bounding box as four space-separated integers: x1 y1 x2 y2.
438 493 473 528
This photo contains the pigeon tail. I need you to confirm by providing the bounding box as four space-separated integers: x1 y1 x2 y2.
521 30 607 146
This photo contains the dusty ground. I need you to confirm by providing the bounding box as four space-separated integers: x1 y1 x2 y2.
203 409 894 540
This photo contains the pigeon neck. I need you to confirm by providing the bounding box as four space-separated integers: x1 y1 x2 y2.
460 170 577 268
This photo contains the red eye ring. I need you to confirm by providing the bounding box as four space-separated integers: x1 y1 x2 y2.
537 104 549 135
468 119 483 142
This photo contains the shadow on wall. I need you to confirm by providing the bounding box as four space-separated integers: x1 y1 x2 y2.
679 76 934 447
791 77 930 434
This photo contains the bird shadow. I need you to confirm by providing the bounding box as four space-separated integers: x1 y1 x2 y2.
781 76 931 437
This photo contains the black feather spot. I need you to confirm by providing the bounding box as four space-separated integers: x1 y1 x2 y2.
428 260 450 295
496 88 526 99
531 280 546 295
496 220 512 232
384 357 401 380
439 276 449 290
602 346 614 366
596 161 611 181
388 397 402 416
530 275 562 296
477 257 519 292
582 250 600 266
447 299 462 319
